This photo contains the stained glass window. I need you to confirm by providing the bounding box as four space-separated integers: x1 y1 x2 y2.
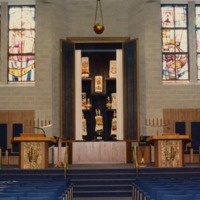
0 6 1 74
161 5 189 81
196 6 200 80
0 8 1 77
8 6 35 82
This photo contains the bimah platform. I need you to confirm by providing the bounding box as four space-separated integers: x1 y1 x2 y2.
12 133 56 169
147 133 191 167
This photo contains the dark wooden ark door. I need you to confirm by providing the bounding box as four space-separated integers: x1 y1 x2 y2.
123 39 139 141
60 39 75 140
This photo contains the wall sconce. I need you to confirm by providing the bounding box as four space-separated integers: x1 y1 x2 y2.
93 0 104 34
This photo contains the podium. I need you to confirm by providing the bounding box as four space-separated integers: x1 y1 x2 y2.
12 133 56 169
147 134 191 167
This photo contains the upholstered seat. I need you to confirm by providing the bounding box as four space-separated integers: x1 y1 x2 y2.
162 194 193 200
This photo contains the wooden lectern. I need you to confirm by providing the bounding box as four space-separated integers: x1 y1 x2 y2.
147 134 191 167
12 133 56 169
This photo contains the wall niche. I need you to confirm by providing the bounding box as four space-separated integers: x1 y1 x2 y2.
60 37 139 142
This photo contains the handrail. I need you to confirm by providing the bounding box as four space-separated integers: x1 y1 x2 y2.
199 145 200 163
133 145 139 177
64 145 69 179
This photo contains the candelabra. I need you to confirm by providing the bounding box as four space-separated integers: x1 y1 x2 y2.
145 118 169 136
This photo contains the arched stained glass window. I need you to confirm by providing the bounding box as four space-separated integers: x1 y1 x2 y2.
8 6 35 82
161 5 189 81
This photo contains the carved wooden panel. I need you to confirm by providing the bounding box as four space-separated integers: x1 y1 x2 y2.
22 141 44 169
0 110 34 152
163 109 200 149
158 140 182 167
163 109 200 135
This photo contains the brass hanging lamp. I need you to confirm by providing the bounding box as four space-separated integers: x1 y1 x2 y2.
93 0 104 34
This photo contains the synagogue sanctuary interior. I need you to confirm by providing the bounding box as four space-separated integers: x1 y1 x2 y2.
0 0 200 200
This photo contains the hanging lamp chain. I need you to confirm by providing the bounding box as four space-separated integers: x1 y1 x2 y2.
94 0 104 25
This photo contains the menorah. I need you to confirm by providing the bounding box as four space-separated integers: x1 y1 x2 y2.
145 118 169 136
25 119 51 128
24 119 52 134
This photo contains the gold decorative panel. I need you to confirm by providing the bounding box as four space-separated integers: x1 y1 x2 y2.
23 142 43 169
159 140 181 167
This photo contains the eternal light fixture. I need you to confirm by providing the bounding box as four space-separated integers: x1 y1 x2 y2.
93 0 104 34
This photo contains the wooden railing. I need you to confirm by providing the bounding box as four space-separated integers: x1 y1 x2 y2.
0 147 1 169
133 145 139 177
64 145 69 179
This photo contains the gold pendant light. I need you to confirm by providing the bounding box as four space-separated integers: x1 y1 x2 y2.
93 0 104 34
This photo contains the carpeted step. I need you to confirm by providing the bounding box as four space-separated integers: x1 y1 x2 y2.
71 179 134 186
73 184 133 197
67 169 135 174
74 184 132 192
68 173 136 179
68 169 135 198
74 190 132 198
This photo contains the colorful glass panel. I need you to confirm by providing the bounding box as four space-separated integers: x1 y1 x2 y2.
9 31 22 54
197 55 200 79
9 7 35 29
161 5 188 81
8 55 35 81
162 29 188 53
196 6 200 79
8 6 35 82
0 6 1 75
162 54 188 80
21 30 35 54
196 6 200 28
161 6 174 28
174 6 187 28
196 30 200 52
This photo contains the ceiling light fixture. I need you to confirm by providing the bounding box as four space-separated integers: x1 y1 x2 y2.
93 0 104 34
